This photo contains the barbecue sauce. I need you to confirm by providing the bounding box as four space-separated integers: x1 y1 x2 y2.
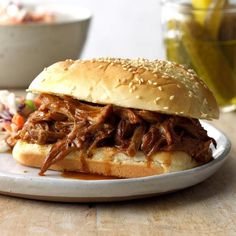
18 94 215 175
61 171 119 180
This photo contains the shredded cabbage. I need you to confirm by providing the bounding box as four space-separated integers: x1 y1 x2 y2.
0 90 37 153
0 132 10 152
0 90 17 115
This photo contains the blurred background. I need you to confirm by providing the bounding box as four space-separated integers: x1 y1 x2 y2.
20 0 164 59
0 0 235 111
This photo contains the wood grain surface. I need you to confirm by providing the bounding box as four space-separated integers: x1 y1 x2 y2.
1 92 235 235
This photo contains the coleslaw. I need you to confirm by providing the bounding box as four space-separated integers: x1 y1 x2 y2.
0 1 55 25
0 90 39 152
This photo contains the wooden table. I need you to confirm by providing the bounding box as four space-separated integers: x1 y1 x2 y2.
1 92 236 235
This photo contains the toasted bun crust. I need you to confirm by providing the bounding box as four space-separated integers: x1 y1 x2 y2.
13 141 198 178
28 58 219 120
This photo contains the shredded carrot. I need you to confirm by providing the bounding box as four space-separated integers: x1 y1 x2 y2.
34 97 41 108
2 122 12 132
12 113 25 129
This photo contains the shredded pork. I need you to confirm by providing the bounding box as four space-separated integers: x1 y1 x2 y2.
17 94 216 175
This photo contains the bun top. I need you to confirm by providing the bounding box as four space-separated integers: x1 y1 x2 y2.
28 58 219 120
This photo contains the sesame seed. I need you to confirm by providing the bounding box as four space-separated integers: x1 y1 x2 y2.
66 59 73 62
188 69 196 75
180 111 184 114
148 80 153 85
132 86 137 91
163 106 169 110
162 75 169 79
177 84 181 88
169 95 175 100
158 86 163 91
98 65 103 69
153 82 158 86
189 91 193 97
136 95 142 99
154 97 160 104
154 74 158 78
203 98 208 105
128 82 134 88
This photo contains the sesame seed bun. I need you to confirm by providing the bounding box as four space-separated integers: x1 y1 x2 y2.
28 58 219 120
13 141 198 178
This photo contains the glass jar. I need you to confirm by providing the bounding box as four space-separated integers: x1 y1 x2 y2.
161 0 236 112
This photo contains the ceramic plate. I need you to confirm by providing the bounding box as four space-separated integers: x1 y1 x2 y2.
0 122 230 202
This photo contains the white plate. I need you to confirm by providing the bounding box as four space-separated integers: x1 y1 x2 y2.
0 122 230 202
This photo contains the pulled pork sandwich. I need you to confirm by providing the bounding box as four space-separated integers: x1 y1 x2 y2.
12 58 219 178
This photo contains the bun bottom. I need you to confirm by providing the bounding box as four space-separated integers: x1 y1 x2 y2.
13 141 199 178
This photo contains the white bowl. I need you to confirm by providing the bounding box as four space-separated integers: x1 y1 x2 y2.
0 4 92 88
